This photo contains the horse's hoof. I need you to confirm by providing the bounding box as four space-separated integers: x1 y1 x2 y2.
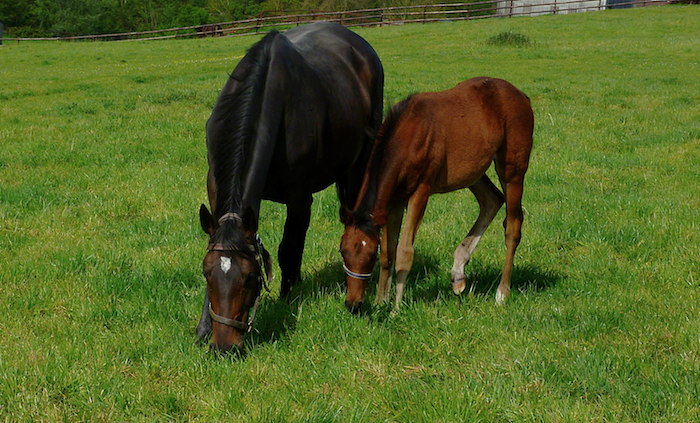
452 278 466 295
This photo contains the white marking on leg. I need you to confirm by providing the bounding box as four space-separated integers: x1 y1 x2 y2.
220 256 231 274
495 289 506 305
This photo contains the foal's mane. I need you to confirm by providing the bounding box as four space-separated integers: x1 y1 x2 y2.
208 31 280 248
353 95 414 232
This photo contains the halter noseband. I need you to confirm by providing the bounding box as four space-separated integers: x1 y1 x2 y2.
343 263 373 280
207 229 270 333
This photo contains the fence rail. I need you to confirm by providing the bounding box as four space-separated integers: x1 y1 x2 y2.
1 0 669 43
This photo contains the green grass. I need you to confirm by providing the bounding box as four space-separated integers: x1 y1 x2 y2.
2 5 700 421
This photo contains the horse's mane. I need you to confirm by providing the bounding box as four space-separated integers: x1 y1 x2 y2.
353 95 414 233
208 31 280 247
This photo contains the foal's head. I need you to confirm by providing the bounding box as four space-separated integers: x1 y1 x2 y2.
199 205 271 353
339 207 379 314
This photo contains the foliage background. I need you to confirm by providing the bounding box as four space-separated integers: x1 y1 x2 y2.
0 0 426 37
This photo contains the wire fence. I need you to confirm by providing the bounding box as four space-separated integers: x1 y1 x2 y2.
1 0 669 43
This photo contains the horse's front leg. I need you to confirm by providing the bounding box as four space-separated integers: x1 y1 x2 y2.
196 289 212 340
278 194 313 298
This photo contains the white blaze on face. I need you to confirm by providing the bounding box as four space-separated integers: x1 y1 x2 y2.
220 256 232 274
362 240 367 247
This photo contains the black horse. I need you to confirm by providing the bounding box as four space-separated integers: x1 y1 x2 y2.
196 22 384 352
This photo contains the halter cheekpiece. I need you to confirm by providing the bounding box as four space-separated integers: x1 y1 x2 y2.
206 222 270 333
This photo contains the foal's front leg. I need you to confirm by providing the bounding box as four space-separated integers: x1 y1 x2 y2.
393 185 430 309
376 204 404 306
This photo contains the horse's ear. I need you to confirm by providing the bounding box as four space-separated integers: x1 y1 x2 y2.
199 204 215 236
339 205 352 225
241 206 258 234
261 247 273 281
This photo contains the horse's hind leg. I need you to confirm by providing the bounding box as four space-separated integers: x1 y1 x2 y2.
278 194 313 298
451 175 504 295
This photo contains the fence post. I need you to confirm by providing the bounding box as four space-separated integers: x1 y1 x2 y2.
0 21 3 46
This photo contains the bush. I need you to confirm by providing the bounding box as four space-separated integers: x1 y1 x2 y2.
487 30 531 47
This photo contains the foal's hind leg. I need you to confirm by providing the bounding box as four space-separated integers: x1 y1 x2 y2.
494 143 530 305
495 179 524 305
451 175 504 295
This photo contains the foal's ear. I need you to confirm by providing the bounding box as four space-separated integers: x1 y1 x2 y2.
339 205 352 225
199 204 215 236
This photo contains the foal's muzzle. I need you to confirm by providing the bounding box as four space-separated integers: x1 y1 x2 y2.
343 264 372 314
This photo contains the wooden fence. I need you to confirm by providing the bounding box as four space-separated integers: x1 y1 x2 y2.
1 0 669 43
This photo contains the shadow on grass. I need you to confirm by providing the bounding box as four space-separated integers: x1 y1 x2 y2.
223 252 563 354
407 253 563 303
245 261 347 348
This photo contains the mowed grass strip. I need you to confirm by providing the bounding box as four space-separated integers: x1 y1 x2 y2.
1 5 699 422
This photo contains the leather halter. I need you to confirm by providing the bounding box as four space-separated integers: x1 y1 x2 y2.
207 228 270 333
343 263 373 280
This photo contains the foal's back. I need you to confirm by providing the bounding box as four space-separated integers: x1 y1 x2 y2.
398 77 533 194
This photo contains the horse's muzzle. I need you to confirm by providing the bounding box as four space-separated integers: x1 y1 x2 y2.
209 340 243 356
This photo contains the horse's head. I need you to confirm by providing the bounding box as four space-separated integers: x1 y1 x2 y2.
339 206 379 314
199 205 271 353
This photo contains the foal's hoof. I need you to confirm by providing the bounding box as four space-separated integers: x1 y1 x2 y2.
495 289 509 305
452 278 467 295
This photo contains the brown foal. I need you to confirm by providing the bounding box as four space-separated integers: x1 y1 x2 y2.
339 77 534 313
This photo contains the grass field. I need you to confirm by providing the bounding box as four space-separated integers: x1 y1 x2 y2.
1 5 700 422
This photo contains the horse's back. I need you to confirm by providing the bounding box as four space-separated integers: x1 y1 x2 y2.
264 23 384 200
285 23 382 120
